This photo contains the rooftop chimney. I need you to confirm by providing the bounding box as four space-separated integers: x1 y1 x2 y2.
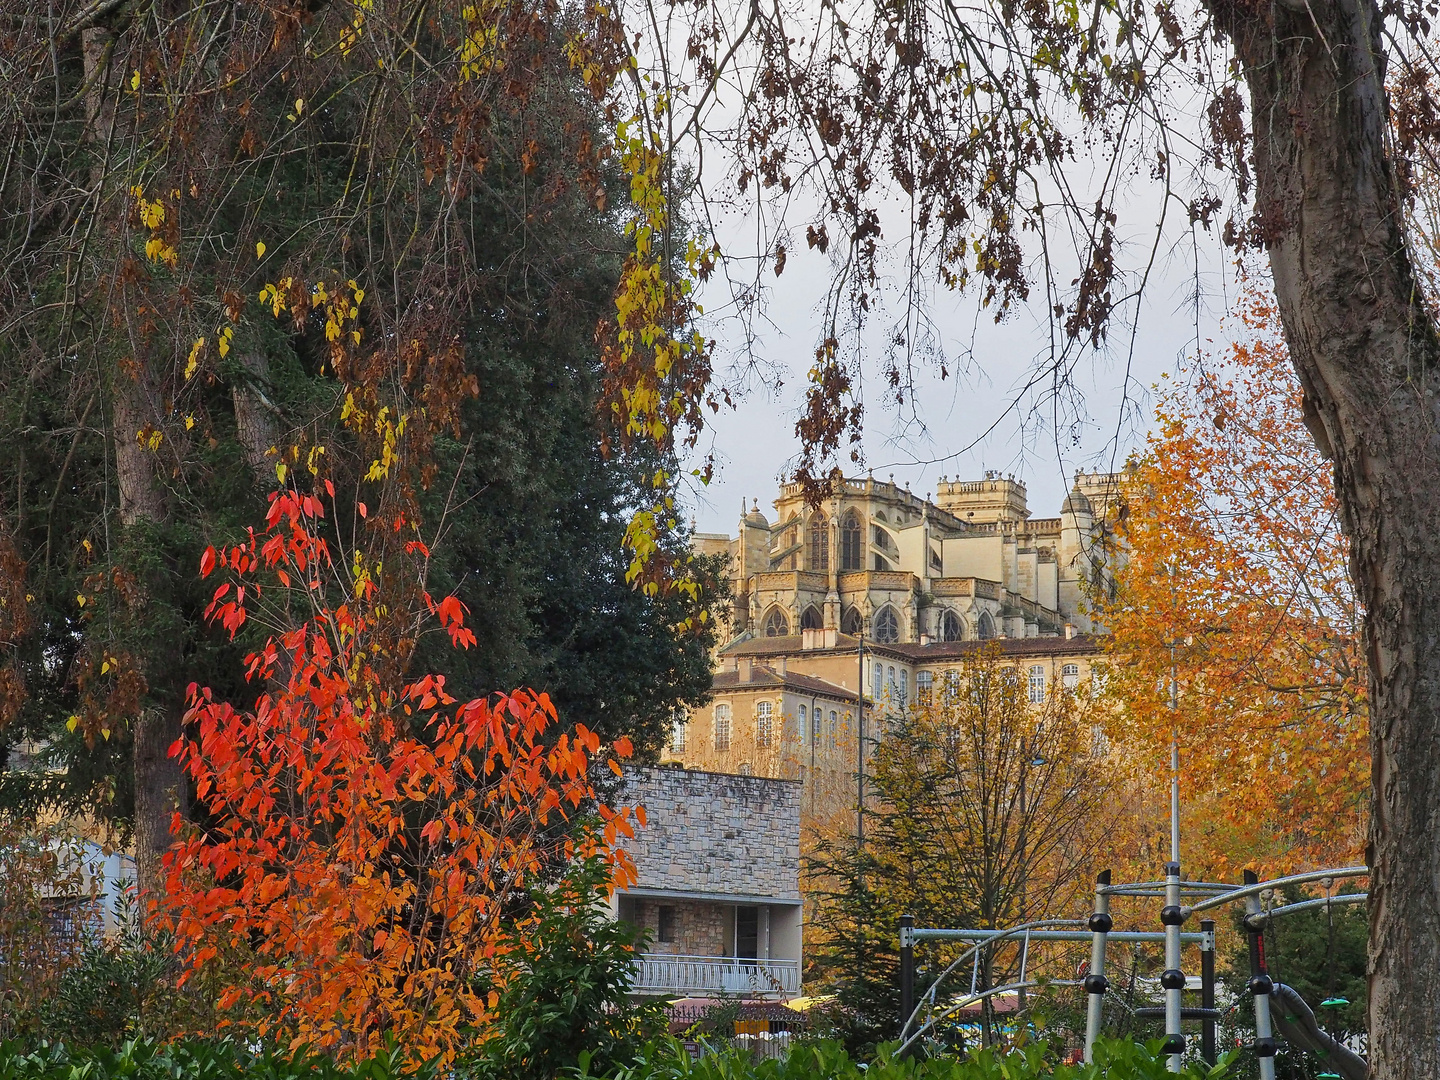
1064 623 1076 640
739 657 753 681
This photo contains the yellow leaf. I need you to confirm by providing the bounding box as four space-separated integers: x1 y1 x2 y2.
276 462 288 483
66 716 78 732
76 594 86 607
185 415 196 430
101 660 110 674
295 98 304 114
130 70 140 91
256 241 267 259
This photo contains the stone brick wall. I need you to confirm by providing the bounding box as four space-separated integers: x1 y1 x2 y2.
620 767 801 901
620 897 729 956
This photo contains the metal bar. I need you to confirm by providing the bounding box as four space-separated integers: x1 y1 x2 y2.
899 914 914 1044
1163 861 1184 1072
1200 918 1216 1066
1244 870 1277 1080
1183 866 1368 917
1102 880 1252 897
1084 869 1111 1064
913 928 1206 944
893 979 1083 1060
1244 892 1367 928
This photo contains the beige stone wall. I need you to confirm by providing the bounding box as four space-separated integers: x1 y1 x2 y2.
623 897 730 956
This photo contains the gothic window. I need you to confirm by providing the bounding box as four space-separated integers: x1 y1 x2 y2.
763 607 790 637
873 605 900 643
1028 665 1047 704
873 554 890 571
841 606 865 636
801 605 824 631
841 512 863 570
714 703 731 751
917 670 933 705
976 611 996 640
756 700 774 747
809 513 829 571
940 610 963 642
1062 663 1081 691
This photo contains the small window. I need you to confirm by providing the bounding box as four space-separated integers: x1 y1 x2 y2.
842 606 865 635
944 669 960 698
801 605 824 631
940 610 963 642
874 606 900 643
899 669 908 707
1062 663 1080 691
828 710 838 745
873 661 884 698
757 700 774 747
813 708 824 742
670 713 687 753
714 703 731 752
917 670 933 705
658 905 677 943
1028 665 1046 704
1092 667 1109 694
977 611 996 640
798 704 807 744
738 762 753 776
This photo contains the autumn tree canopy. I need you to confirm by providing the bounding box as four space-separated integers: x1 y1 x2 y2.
0 0 718 891
1097 288 1368 876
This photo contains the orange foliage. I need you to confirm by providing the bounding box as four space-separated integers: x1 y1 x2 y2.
160 486 641 1063
1097 286 1368 876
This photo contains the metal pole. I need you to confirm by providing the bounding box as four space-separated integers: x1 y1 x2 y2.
1083 869 1112 1063
899 914 915 1042
857 632 865 850
1170 739 1181 864
1200 918 1216 1066
1161 861 1186 1071
1243 870 1277 1080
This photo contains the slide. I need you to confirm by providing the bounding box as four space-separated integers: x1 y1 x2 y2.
1269 983 1367 1080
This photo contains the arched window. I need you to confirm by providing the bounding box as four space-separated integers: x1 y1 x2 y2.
828 710 838 745
840 512 863 570
873 606 900 643
872 662 885 698
763 608 790 637
670 712 687 753
809 513 829 571
899 669 908 707
813 709 824 742
1062 663 1081 691
976 611 996 640
917 670 934 705
940 610 963 642
797 704 807 744
800 605 824 631
756 700 774 747
841 606 865 636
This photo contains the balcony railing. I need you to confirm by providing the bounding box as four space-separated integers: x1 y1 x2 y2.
633 954 801 998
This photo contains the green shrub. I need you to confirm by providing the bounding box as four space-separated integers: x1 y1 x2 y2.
585 1038 1236 1080
0 1039 431 1080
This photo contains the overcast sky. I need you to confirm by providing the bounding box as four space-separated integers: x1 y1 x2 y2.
678 190 1238 537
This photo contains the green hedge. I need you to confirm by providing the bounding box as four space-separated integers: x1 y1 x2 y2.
0 1038 1234 1080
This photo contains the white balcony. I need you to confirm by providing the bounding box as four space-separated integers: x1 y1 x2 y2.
633 953 801 998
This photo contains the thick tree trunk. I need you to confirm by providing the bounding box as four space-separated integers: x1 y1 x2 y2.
1213 0 1440 1073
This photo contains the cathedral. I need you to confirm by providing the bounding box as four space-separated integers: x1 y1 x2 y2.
693 469 1126 645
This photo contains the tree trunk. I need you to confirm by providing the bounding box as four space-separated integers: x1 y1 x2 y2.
1214 0 1440 1072
232 351 279 479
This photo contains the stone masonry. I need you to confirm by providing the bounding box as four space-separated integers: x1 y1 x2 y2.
621 767 801 902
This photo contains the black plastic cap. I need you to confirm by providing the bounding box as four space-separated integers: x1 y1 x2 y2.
1244 869 1260 885
1160 904 1185 926
1161 968 1186 990
1084 974 1109 995
1161 1034 1186 1055
1254 1037 1277 1058
1097 869 1112 885
1248 974 1274 996
1088 911 1114 933
1165 861 1181 876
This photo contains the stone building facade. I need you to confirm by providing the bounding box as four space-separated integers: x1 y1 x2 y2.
693 469 1128 642
616 767 802 998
